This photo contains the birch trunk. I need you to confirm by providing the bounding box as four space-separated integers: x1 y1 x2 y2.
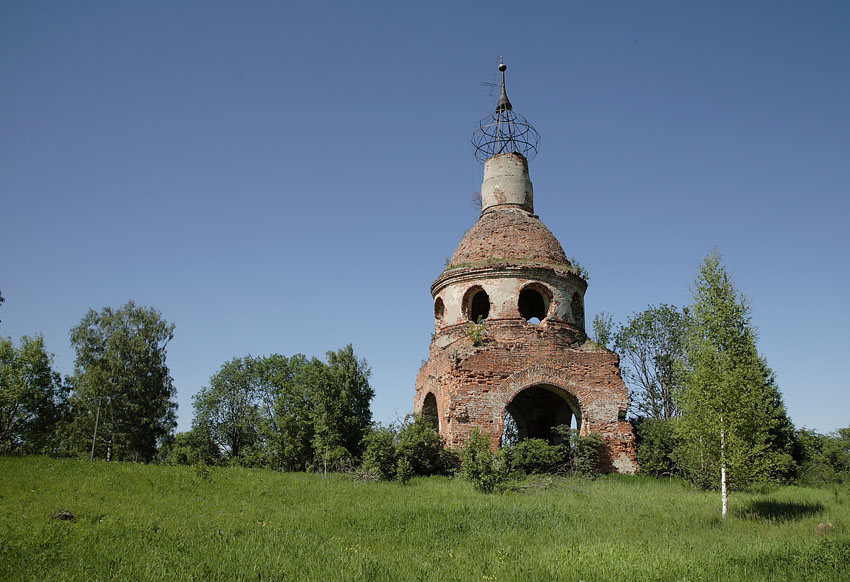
720 415 728 520
89 398 101 463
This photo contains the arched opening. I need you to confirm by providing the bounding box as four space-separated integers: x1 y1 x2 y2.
464 286 490 322
422 392 438 430
518 285 550 324
503 385 580 446
570 292 585 329
434 297 445 322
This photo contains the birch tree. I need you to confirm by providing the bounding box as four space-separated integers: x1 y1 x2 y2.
677 250 795 518
69 301 176 462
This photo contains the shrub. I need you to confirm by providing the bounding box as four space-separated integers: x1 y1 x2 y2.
397 415 451 476
360 425 398 481
552 425 603 478
571 432 603 478
396 456 413 484
503 438 562 475
634 418 681 477
460 429 506 493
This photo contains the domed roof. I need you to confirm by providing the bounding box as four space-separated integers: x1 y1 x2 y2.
447 207 570 269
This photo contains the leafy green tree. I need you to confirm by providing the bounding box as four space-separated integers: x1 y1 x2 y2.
591 312 615 348
193 357 263 461
676 251 796 517
162 424 221 466
795 426 850 484
614 304 688 419
263 354 314 471
190 346 374 472
0 335 68 454
311 345 373 470
68 301 176 462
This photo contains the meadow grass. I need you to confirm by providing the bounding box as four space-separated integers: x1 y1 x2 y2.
0 457 847 581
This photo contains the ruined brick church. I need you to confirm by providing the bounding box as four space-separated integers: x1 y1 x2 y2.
414 63 637 473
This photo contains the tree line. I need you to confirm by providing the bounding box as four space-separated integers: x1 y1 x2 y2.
0 299 375 470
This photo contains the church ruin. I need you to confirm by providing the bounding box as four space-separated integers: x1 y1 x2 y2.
414 62 637 473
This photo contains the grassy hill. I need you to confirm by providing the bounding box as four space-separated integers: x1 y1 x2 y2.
1 457 847 581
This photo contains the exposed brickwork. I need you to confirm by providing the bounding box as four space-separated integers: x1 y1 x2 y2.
448 207 570 269
414 152 638 474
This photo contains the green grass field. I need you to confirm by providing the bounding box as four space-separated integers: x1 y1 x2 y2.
1 457 847 581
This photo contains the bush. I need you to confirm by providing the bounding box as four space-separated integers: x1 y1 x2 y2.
503 438 562 475
571 432 603 478
397 415 452 477
460 429 506 493
360 425 398 481
396 456 413 484
634 418 681 477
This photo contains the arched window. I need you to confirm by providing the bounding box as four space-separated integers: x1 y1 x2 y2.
518 284 551 324
463 286 490 322
434 297 445 322
422 393 438 430
571 292 585 329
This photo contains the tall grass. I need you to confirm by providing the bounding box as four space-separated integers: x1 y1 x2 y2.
1 457 847 581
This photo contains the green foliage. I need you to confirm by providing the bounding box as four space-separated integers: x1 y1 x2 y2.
502 438 561 474
396 455 413 484
0 335 68 454
635 417 681 477
311 345 374 468
68 301 176 462
7 457 849 580
190 345 373 472
460 428 505 492
676 250 796 490
360 425 398 481
465 320 487 346
795 426 850 485
591 311 615 348
396 415 452 477
567 257 590 281
193 357 263 462
614 304 688 419
359 416 454 482
161 425 220 466
557 427 604 478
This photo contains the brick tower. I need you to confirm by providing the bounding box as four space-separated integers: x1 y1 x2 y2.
414 63 637 473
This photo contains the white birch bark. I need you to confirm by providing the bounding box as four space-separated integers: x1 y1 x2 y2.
720 415 728 520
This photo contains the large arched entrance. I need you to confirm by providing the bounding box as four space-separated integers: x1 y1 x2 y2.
502 384 581 446
422 392 438 430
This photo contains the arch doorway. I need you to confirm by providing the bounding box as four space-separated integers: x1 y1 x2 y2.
501 385 580 446
422 392 439 430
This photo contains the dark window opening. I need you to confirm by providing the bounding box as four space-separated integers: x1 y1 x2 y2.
422 393 438 430
571 293 585 329
469 290 490 322
434 297 445 321
518 288 547 324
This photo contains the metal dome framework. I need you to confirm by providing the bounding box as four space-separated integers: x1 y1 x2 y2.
472 61 541 163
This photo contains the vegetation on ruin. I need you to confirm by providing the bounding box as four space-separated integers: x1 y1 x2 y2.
2 456 848 581
465 319 488 346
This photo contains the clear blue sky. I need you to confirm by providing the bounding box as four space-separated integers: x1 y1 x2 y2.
2 1 848 434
